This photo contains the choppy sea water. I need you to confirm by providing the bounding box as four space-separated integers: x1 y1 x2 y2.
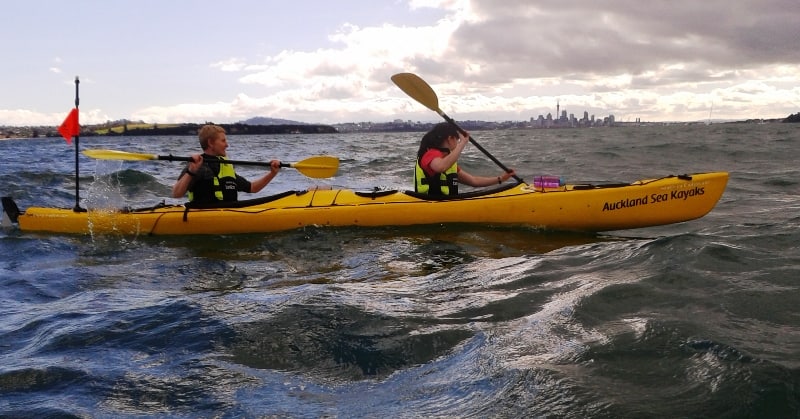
1 123 798 418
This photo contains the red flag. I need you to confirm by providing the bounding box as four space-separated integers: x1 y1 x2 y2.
58 108 80 144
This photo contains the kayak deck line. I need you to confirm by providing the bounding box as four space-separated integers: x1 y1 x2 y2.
2 172 729 236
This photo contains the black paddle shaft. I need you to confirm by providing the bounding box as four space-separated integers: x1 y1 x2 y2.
440 113 524 183
157 155 284 168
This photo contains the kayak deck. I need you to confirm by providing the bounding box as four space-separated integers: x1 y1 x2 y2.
3 172 729 236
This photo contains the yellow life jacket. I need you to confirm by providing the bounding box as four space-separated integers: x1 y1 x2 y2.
415 158 459 195
188 156 238 202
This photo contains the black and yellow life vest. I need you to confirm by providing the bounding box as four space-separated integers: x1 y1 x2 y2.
415 155 459 195
188 156 238 202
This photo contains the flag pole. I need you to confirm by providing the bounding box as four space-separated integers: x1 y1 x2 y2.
72 76 85 212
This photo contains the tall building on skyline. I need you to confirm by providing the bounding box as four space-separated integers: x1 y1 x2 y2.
529 101 615 128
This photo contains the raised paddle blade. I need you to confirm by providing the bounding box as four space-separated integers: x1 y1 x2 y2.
286 155 339 179
391 73 441 114
83 149 159 161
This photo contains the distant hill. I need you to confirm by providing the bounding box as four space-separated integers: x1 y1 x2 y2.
40 121 338 138
238 117 308 125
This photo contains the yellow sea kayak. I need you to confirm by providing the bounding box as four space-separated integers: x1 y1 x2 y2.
2 172 728 236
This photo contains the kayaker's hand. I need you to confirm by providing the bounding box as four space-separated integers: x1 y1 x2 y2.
500 169 516 182
188 154 203 172
448 131 469 162
456 131 469 150
269 159 281 175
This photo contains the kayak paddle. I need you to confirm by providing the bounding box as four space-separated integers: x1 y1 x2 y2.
83 149 339 179
391 72 523 183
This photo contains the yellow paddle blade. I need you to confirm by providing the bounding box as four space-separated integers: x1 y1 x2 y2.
289 155 339 179
83 149 158 161
391 73 441 113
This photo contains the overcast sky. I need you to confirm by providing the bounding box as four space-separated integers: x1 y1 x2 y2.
2 0 798 126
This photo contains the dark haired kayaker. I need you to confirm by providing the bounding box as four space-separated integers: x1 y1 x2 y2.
415 122 515 195
171 124 281 203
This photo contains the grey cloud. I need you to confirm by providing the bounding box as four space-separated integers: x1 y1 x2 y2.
445 0 800 87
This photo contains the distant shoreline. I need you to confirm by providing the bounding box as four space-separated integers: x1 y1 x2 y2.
1 116 796 140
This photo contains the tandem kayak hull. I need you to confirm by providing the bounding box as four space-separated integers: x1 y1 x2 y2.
4 172 729 236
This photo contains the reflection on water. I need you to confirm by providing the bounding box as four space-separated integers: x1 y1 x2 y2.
226 303 474 382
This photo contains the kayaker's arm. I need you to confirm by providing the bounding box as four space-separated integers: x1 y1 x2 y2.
249 160 281 193
429 132 469 173
459 168 517 188
171 155 203 198
172 169 195 198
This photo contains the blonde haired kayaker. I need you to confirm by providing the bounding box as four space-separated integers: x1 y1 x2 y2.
415 122 515 195
171 124 281 203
